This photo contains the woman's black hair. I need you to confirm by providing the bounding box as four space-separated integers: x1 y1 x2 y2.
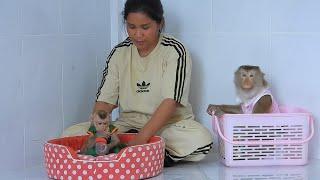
123 0 165 29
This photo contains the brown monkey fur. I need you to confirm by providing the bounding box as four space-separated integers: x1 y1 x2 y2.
80 110 120 155
207 65 273 117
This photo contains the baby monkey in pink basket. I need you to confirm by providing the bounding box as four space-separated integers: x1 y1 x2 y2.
80 110 120 156
207 65 279 117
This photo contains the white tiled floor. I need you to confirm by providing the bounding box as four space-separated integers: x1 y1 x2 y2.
5 151 320 180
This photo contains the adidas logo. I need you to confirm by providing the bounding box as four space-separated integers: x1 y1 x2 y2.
136 81 150 93
137 81 150 89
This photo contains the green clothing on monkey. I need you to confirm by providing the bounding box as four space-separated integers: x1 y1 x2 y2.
87 124 117 135
84 124 126 156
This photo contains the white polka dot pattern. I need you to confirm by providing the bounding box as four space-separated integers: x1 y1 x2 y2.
44 134 165 180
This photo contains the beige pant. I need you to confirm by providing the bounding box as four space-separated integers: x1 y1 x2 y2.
62 112 213 162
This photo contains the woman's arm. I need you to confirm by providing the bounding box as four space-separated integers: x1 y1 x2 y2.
93 101 118 114
95 46 120 114
128 98 178 146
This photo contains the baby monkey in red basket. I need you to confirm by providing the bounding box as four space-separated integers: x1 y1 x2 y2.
80 110 121 156
207 65 279 117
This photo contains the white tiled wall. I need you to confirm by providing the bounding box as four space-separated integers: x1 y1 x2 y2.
0 0 111 172
1 0 320 173
0 36 24 171
212 0 270 33
271 0 320 32
21 0 60 35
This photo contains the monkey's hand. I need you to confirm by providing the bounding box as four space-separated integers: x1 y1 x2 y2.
108 134 120 150
207 104 225 117
96 131 111 139
207 104 215 115
214 108 225 117
80 135 95 154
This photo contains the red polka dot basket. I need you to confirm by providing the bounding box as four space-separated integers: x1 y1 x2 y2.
44 134 165 179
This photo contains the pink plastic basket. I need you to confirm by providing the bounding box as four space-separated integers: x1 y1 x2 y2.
212 106 314 167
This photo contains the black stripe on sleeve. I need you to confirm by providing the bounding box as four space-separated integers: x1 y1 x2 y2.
96 39 132 100
161 36 187 103
163 37 187 103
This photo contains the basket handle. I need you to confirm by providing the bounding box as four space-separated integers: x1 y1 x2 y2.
212 115 314 145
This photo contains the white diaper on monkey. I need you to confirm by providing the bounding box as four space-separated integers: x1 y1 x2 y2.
240 88 280 114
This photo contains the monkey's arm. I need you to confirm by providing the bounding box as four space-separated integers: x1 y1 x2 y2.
219 105 242 114
207 104 242 117
80 135 96 154
108 134 120 150
253 95 272 113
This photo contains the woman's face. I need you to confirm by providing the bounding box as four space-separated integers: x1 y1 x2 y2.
126 12 162 56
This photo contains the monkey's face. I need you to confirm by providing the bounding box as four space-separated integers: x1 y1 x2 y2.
93 117 109 132
91 110 110 132
238 69 257 90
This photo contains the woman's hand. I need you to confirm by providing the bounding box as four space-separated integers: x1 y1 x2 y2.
127 132 149 146
127 98 178 146
93 101 117 116
128 131 149 146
